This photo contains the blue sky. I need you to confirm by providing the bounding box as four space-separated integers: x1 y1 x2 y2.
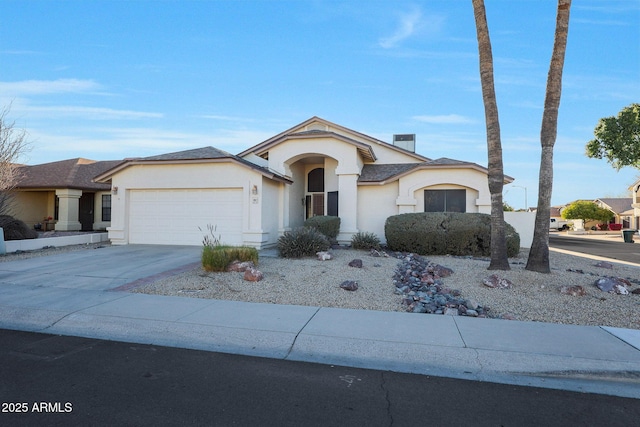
1 0 638 208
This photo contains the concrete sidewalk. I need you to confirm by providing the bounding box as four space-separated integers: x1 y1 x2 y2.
1 245 639 399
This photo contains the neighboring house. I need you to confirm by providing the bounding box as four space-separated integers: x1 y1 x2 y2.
629 179 640 230
595 197 634 229
13 158 123 231
93 117 513 247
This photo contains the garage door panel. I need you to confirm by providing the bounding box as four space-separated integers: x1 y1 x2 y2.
129 189 243 245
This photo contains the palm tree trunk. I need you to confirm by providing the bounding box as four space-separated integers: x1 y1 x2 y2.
526 0 572 273
472 0 510 270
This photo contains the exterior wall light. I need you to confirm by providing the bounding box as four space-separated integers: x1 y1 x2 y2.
112 186 118 195
252 185 258 195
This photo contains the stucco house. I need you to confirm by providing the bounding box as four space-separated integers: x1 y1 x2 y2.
13 158 123 232
629 180 640 230
89 117 512 247
594 198 634 229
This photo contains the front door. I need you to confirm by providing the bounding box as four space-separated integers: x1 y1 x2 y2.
79 193 94 231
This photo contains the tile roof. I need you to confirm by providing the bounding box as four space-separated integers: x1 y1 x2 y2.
359 163 420 182
596 198 633 214
93 146 292 184
138 146 233 161
16 158 123 191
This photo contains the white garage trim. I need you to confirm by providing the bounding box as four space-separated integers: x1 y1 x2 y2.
128 189 243 245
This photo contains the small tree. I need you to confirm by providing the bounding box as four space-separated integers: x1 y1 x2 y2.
561 201 614 227
585 103 640 171
0 104 30 215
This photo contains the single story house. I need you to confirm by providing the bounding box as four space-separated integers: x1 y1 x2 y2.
13 158 123 232
629 179 640 230
90 117 513 247
594 198 634 229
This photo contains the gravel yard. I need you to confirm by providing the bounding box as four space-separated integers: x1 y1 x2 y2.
2 240 639 330
130 248 640 330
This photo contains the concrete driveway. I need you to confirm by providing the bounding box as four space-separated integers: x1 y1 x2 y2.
0 245 201 291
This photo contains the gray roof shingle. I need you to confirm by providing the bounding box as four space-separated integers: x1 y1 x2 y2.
16 158 123 190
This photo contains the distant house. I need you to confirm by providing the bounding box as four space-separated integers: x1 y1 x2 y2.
14 117 514 247
13 158 122 231
628 179 640 229
594 198 634 228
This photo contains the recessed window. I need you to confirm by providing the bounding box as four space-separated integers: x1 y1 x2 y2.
102 194 112 221
307 168 324 192
424 189 466 212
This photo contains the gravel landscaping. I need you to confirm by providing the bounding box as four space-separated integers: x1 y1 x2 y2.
130 247 640 330
2 239 639 330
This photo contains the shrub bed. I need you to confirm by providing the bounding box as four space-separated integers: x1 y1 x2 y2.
351 231 381 250
385 212 520 257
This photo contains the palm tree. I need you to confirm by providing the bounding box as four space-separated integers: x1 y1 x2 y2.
471 0 510 270
526 0 572 273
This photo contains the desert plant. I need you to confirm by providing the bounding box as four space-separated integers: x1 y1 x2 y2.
385 212 520 257
277 226 330 258
201 245 259 272
351 231 381 250
199 224 258 272
304 215 340 239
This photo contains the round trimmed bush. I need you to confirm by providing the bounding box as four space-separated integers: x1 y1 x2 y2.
385 212 520 257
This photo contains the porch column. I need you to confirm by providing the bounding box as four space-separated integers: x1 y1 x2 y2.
55 189 82 231
337 172 359 242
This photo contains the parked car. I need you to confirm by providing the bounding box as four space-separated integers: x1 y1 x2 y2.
550 218 569 231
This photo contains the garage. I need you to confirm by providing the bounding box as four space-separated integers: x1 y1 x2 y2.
128 189 244 245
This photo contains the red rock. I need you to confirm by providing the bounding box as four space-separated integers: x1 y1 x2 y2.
244 268 264 282
559 285 586 296
227 261 255 272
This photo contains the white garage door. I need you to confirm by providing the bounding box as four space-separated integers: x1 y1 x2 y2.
129 189 243 245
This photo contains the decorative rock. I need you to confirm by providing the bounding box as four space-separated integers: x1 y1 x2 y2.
594 261 614 269
340 280 358 291
428 263 454 278
632 288 640 295
370 249 389 258
466 309 479 317
227 261 255 272
466 299 479 310
243 268 264 282
348 259 363 268
595 277 630 295
559 285 587 296
482 274 513 289
316 251 333 261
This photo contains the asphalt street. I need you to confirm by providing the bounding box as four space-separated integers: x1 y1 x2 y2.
549 234 640 264
1 329 639 427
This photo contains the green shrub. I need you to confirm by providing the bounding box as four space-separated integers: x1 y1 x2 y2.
385 212 520 257
351 231 381 250
202 245 259 272
304 215 340 239
277 227 330 258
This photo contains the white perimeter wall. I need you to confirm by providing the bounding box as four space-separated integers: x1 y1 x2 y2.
504 211 535 248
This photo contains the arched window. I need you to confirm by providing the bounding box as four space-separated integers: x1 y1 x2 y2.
307 168 324 192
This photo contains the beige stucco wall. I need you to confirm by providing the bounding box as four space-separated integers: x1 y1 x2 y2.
397 168 491 214
357 182 400 242
259 177 281 248
11 191 53 227
93 191 111 231
108 162 276 247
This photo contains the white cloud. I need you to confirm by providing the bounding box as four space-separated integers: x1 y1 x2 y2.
379 7 424 49
19 105 163 120
0 78 102 96
412 114 475 124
